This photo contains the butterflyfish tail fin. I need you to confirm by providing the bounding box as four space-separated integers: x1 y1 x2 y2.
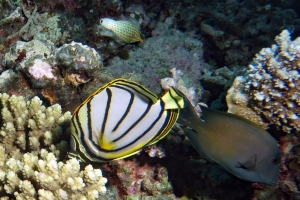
161 87 185 110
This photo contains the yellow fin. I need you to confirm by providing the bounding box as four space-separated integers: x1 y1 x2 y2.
161 87 185 109
98 131 116 151
112 78 159 103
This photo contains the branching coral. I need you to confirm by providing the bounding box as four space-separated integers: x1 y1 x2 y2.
0 93 107 199
226 30 300 133
19 4 48 41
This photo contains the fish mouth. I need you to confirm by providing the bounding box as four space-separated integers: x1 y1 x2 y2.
258 171 278 185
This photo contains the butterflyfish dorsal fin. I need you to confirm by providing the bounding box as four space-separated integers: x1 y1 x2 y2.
112 78 159 103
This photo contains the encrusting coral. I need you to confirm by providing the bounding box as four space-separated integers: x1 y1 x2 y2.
226 30 300 133
56 41 103 86
0 93 107 199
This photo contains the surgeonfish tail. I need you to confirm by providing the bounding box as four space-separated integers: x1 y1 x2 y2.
161 87 185 110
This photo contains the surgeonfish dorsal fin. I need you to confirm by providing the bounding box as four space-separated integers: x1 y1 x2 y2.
175 91 203 130
161 87 185 110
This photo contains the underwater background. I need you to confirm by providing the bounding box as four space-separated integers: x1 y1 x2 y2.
0 0 299 199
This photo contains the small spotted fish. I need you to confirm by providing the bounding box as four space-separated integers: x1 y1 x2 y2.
70 78 184 162
100 18 143 43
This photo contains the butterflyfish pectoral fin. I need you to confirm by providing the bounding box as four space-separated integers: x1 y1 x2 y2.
161 87 185 110
98 134 117 151
235 154 257 170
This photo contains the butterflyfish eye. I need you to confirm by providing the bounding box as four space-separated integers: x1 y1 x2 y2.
100 19 103 23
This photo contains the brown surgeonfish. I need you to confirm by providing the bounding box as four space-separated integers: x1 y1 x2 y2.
177 94 281 185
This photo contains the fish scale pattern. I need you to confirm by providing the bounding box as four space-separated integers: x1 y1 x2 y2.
100 18 143 43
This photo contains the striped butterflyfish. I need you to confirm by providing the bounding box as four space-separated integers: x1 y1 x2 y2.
70 78 184 162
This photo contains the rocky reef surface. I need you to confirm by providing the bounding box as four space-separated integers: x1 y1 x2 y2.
0 0 299 199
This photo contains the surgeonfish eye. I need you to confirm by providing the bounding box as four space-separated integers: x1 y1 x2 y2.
70 78 185 162
272 158 280 165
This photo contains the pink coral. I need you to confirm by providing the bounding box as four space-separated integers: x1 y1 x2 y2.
29 59 56 80
102 157 175 198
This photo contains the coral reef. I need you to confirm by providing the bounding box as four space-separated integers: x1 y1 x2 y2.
18 4 48 41
226 30 300 133
29 59 57 80
102 158 176 199
1 38 110 108
106 31 204 94
144 144 166 158
3 39 55 71
1 0 300 199
199 66 237 110
153 0 300 68
161 68 200 105
55 41 103 86
18 2 85 45
0 93 107 199
2 39 57 89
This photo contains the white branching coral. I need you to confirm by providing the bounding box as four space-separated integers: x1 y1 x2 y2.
0 94 107 199
0 93 71 153
226 30 300 133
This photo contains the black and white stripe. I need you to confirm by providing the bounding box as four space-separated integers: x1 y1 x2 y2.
70 79 182 162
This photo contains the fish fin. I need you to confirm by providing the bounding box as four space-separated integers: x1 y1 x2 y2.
176 92 204 130
113 78 159 103
182 126 218 163
235 154 257 170
200 105 269 132
161 87 185 109
199 105 220 122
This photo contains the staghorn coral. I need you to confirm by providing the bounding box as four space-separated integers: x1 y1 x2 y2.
226 30 300 133
0 93 107 199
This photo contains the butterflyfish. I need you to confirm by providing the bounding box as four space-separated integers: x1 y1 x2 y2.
70 79 184 162
100 18 143 43
177 94 281 185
